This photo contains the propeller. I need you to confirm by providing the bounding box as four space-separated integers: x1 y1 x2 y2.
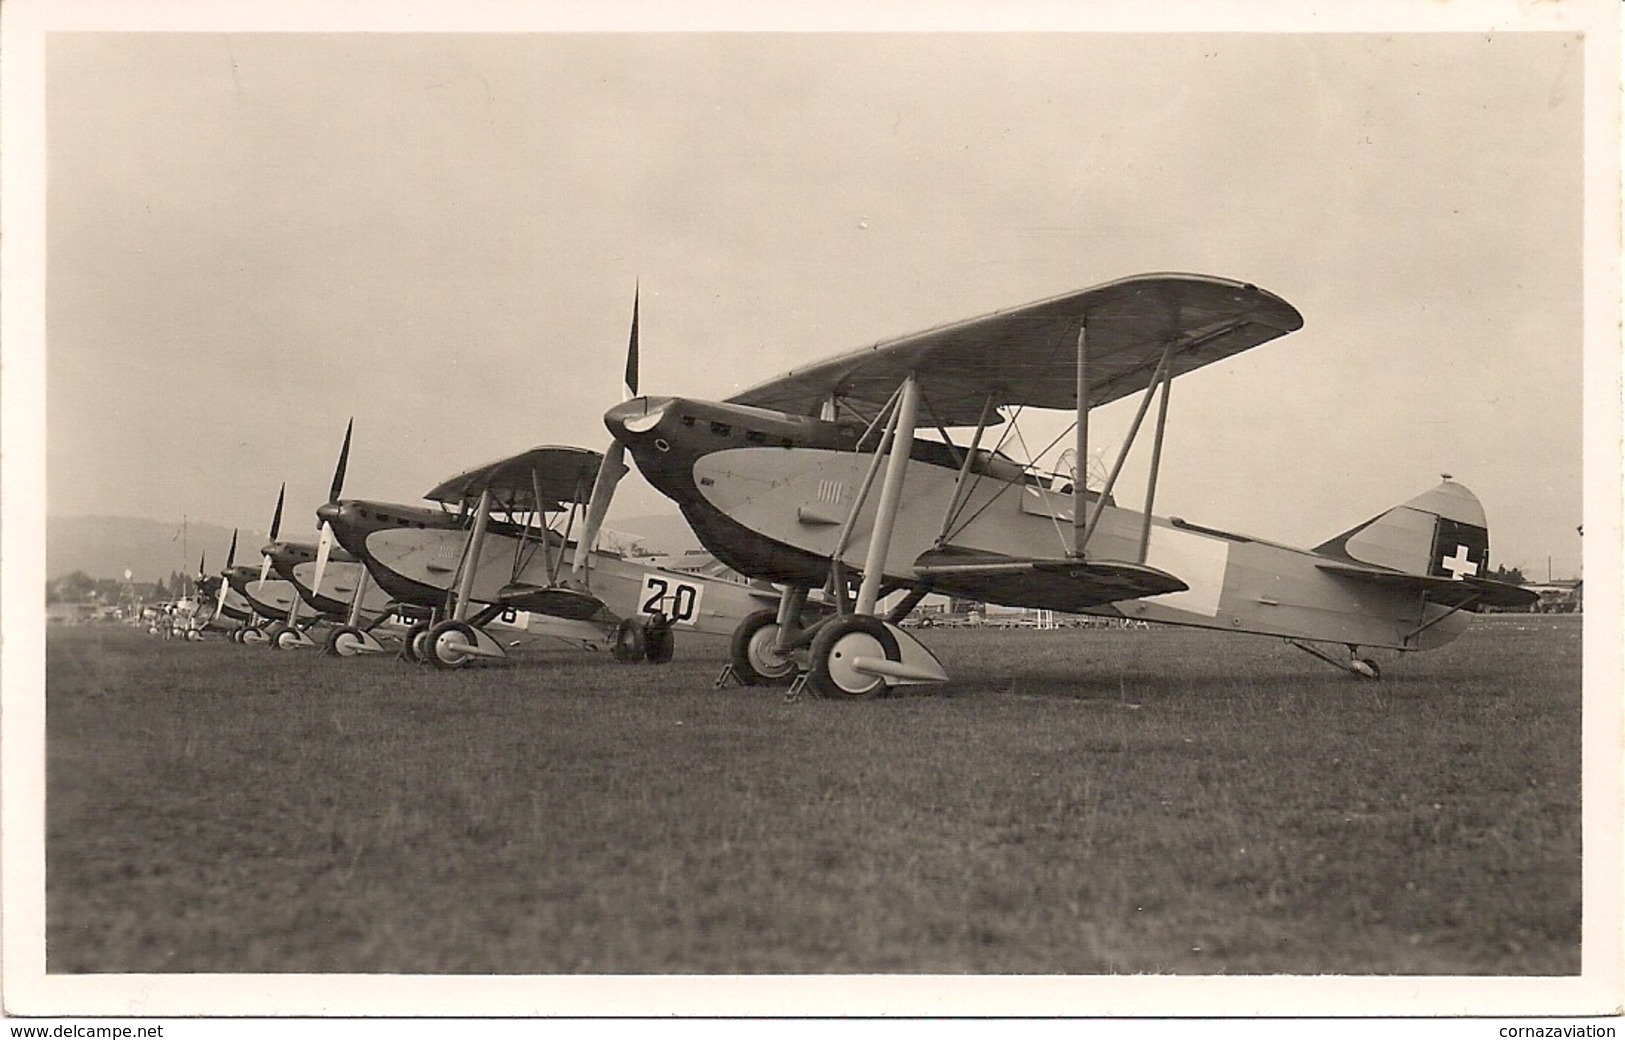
307 418 352 603
572 288 638 577
213 529 237 622
258 483 285 586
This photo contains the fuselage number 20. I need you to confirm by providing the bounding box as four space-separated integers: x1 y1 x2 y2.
638 573 703 626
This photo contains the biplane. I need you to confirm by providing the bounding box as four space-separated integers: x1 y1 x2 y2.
194 542 255 634
201 575 254 630
603 272 1535 698
205 533 269 639
210 485 351 647
313 438 789 668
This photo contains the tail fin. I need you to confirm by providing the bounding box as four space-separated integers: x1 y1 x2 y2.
1314 480 1491 579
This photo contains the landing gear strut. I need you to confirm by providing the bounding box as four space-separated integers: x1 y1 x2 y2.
725 609 799 685
1287 639 1382 680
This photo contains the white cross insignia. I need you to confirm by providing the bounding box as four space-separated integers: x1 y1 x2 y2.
1440 544 1479 581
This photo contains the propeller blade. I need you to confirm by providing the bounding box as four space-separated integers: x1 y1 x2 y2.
197 551 206 579
261 485 284 584
623 285 639 400
571 441 628 577
309 522 335 607
269 483 285 542
328 419 353 509
225 529 238 571
572 289 640 577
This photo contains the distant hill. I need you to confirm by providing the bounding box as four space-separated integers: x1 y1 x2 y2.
48 516 250 584
48 511 706 584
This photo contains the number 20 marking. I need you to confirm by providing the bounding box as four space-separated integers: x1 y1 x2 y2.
639 575 702 626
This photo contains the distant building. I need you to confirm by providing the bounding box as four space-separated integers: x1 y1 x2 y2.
1524 580 1582 614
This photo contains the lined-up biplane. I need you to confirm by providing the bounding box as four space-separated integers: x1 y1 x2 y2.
195 535 256 633
604 272 1535 697
207 484 355 647
296 295 804 669
312 436 789 668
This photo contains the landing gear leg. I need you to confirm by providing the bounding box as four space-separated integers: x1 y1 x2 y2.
723 609 799 686
719 586 809 687
1287 639 1382 680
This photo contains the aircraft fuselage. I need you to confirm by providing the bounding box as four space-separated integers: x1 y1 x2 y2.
605 395 1474 652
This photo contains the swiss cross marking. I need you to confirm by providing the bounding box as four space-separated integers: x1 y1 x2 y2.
1440 544 1479 581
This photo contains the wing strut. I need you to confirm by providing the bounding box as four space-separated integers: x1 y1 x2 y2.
855 374 921 615
935 393 994 544
554 480 581 583
1137 357 1174 564
531 469 556 582
344 565 372 627
450 489 494 622
1078 341 1177 555
1072 323 1089 558
829 388 903 578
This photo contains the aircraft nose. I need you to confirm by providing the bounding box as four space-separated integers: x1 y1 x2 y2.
604 396 672 440
316 501 341 525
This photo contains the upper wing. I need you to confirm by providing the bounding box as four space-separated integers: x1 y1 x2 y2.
727 273 1302 425
424 446 611 512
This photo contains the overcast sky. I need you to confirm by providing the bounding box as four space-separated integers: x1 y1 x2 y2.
33 19 1598 579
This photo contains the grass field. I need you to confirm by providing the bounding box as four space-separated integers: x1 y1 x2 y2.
44 615 1582 975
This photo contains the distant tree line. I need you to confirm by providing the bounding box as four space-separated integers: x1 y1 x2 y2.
47 570 190 604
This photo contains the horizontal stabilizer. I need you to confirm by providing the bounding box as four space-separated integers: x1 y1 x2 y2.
495 582 607 621
1316 561 1538 611
913 546 1186 612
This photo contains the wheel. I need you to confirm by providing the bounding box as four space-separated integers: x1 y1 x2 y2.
241 625 270 646
324 625 366 657
427 620 478 670
187 629 203 641
1353 657 1382 681
644 616 675 664
806 615 900 699
400 621 431 663
612 618 647 662
727 609 797 685
274 626 305 651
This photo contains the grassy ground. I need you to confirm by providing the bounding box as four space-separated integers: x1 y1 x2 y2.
44 615 1581 974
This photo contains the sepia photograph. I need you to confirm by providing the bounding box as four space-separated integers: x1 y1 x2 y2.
2 0 1619 1026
